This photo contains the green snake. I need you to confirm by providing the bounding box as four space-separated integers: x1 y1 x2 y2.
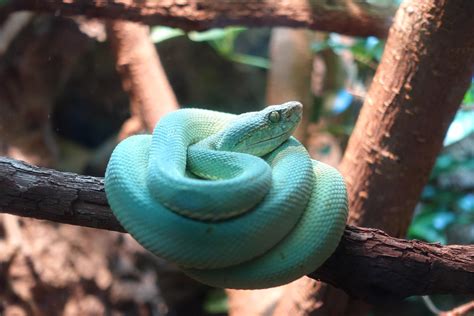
105 101 348 289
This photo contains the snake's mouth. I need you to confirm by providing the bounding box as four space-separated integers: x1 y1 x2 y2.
248 131 290 146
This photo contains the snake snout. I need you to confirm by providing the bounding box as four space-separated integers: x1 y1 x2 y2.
281 101 302 119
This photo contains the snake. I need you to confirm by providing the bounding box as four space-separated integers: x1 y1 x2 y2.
105 101 348 289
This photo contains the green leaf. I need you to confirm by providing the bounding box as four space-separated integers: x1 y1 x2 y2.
408 210 455 243
149 27 184 43
150 26 267 68
409 226 446 244
188 27 271 68
462 80 474 105
188 27 245 42
226 53 270 69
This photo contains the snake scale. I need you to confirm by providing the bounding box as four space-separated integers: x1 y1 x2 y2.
105 101 348 289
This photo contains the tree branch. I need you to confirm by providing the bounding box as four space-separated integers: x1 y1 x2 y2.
0 156 121 232
106 20 179 139
0 0 395 38
339 0 474 236
0 156 473 302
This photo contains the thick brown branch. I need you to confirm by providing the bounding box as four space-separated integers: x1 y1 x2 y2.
0 156 123 232
107 20 179 138
312 228 474 303
0 156 473 302
340 0 474 237
0 0 395 38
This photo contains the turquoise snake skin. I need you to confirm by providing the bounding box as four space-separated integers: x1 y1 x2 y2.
105 102 348 289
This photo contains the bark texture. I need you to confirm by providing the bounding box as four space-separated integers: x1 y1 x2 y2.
341 0 474 235
0 0 395 38
0 156 473 302
275 0 474 314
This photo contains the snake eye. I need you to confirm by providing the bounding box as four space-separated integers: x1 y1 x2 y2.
268 111 281 123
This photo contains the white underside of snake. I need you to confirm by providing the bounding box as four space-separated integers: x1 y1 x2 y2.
105 101 348 289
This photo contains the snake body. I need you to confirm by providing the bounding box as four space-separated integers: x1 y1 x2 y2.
105 102 348 289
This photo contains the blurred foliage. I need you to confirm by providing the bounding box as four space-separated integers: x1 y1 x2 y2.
409 142 474 244
315 33 474 314
409 80 474 244
151 26 270 69
203 289 228 315
311 34 474 246
312 34 384 65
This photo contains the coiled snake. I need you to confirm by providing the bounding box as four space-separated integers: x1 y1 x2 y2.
105 101 348 289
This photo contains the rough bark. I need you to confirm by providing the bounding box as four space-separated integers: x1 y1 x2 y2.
0 156 116 232
0 156 473 302
0 0 395 38
275 0 474 314
340 0 474 235
107 20 179 139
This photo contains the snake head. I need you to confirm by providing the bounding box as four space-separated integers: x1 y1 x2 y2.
215 101 303 157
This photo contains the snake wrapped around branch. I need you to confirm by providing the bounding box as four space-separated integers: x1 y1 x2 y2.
105 101 348 289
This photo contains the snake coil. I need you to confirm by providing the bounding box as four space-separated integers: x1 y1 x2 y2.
105 102 348 289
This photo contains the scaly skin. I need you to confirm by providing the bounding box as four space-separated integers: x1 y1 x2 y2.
105 102 348 289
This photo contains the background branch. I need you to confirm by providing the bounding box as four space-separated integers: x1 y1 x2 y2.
106 20 179 139
0 156 473 302
0 0 395 38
